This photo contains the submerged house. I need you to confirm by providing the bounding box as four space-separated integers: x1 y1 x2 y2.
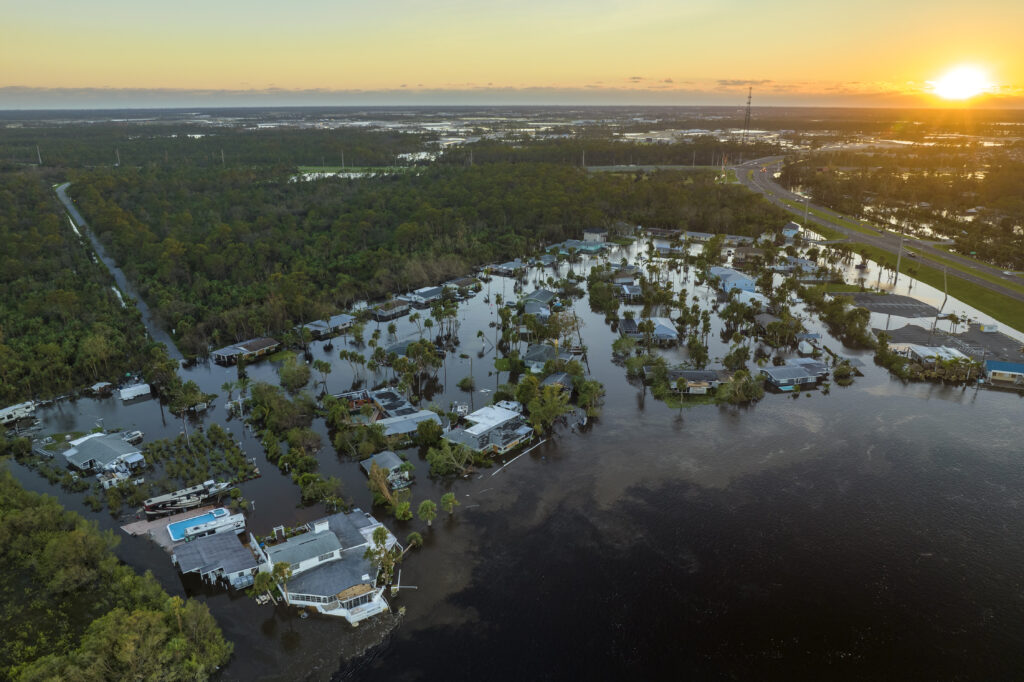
759 362 827 391
444 405 534 456
253 510 398 625
618 317 679 346
371 300 410 321
64 433 143 472
298 313 355 339
709 266 756 293
986 360 1024 387
665 369 722 395
212 337 280 365
403 286 445 308
172 533 259 590
523 343 573 373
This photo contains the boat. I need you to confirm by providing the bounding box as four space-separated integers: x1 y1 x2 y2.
143 479 233 517
166 507 245 542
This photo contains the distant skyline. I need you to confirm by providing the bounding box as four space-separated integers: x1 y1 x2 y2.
3 0 1022 109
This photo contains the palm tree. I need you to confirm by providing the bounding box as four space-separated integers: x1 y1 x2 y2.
417 500 438 527
253 571 277 604
440 492 459 516
272 562 293 603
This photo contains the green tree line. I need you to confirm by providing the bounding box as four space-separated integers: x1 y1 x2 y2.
0 170 157 403
70 163 790 356
0 464 232 680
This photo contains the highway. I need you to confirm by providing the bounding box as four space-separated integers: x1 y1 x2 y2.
734 157 1024 305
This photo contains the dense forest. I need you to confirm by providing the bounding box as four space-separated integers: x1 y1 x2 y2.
0 124 431 169
0 463 232 680
441 137 778 166
780 151 1024 268
70 163 790 356
0 170 157 404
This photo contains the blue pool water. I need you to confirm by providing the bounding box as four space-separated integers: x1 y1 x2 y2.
167 507 228 541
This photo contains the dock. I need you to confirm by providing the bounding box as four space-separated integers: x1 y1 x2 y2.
121 505 217 552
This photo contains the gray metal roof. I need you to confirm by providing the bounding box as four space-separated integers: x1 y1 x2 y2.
360 451 404 476
266 531 342 566
541 372 572 389
286 547 375 598
666 369 720 382
173 533 258 576
523 289 556 304
324 510 375 550
760 365 818 382
64 434 141 469
375 410 441 436
524 344 557 364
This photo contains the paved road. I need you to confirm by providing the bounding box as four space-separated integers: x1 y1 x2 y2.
734 157 1024 305
55 183 184 361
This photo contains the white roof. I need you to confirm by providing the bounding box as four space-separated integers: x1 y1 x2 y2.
120 383 152 400
734 290 768 306
464 405 520 436
903 344 969 362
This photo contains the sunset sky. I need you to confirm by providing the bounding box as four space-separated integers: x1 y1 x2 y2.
3 0 1022 108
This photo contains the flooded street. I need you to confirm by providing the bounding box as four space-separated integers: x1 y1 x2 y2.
12 239 1024 680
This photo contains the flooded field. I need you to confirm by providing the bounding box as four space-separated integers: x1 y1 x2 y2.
10 236 1024 680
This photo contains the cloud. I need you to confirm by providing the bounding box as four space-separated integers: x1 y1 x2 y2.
1 84 1022 109
716 79 773 87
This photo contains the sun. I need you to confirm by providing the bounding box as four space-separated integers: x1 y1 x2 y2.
930 66 993 100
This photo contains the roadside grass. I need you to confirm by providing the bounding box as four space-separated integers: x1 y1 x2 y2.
848 242 1024 332
906 249 1024 297
780 199 877 237
775 196 1024 298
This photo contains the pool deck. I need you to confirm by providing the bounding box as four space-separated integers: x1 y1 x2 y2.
121 505 218 552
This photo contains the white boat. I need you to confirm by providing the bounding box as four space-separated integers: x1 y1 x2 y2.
166 507 245 542
0 401 36 426
144 479 233 517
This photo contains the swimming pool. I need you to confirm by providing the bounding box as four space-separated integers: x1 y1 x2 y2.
167 507 229 541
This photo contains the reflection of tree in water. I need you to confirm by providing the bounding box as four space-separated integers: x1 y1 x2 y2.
419 375 444 402
281 629 302 653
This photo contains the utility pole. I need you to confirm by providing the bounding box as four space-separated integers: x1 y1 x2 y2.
893 220 906 288
740 87 752 163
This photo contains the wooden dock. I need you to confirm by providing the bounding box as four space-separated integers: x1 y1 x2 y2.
121 505 217 552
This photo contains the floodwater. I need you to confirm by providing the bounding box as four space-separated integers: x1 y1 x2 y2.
11 240 1024 680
